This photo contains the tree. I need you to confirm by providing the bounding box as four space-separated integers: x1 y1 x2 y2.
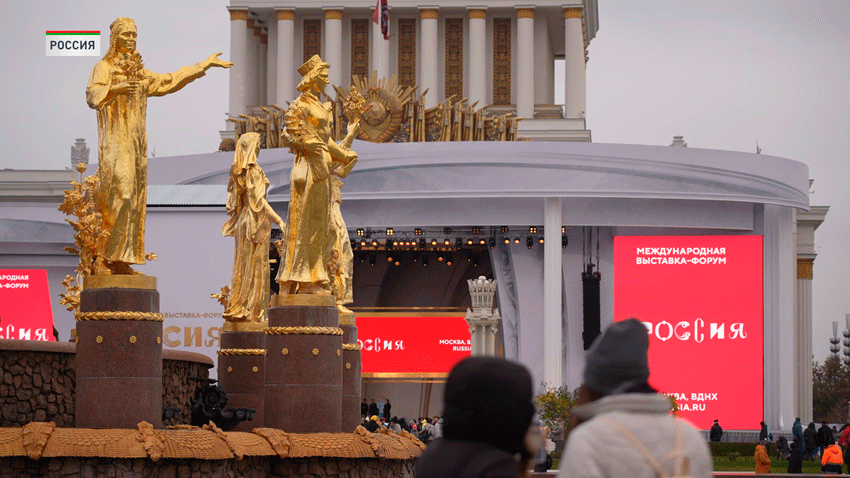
534 383 579 429
812 355 850 422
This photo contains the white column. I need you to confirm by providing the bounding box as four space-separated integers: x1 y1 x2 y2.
564 7 585 119
228 8 249 125
266 19 277 105
246 19 259 108
372 12 391 81
543 197 562 386
534 14 554 104
516 7 535 118
276 9 295 105
259 31 268 106
761 204 795 431
324 8 343 90
467 8 487 108
419 7 439 109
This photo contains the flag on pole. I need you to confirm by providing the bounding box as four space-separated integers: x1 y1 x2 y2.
373 0 390 39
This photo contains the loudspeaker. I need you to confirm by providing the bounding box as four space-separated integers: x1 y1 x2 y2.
582 264 601 350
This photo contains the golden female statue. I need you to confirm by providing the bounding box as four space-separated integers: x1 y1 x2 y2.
327 87 365 312
86 17 231 274
222 133 285 324
276 55 359 295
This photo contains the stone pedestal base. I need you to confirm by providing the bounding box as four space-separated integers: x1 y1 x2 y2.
265 295 342 433
340 312 362 433
75 275 162 429
218 330 266 431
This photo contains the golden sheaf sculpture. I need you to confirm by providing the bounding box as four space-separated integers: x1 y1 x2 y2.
275 55 360 296
85 17 231 275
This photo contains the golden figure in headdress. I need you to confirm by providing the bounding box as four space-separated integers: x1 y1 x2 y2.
222 133 284 326
276 55 359 295
86 17 231 274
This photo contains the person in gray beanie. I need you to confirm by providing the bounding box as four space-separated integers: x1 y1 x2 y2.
558 318 713 478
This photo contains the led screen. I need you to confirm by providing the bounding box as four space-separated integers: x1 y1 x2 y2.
356 315 470 377
0 269 56 341
613 236 763 430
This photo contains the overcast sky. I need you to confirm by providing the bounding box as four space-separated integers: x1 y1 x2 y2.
1 0 848 362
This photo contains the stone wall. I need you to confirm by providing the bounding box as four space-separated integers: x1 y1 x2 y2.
0 342 76 427
0 339 213 427
0 456 415 478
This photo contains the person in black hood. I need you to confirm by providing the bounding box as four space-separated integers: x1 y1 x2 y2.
416 357 537 478
804 422 818 459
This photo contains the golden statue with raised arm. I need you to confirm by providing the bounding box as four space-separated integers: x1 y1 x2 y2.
86 17 231 275
276 55 359 295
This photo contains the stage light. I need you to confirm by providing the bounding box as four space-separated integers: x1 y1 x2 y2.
562 235 568 248
431 239 438 246
500 226 509 233
446 254 454 266
359 252 366 263
529 226 538 234
467 239 473 246
437 254 445 262
504 238 510 244
444 239 451 246
473 257 479 267
419 239 426 248
414 228 422 236
444 227 452 235
357 228 365 236
394 261 400 266
422 254 429 266
527 237 534 249
456 238 463 249
514 237 520 244
369 253 376 266
561 226 566 234
387 256 394 262
539 237 544 244
371 239 378 246
489 238 496 249
386 228 394 236
413 253 419 262
360 240 367 247
467 253 473 262
472 227 481 235
393 240 399 246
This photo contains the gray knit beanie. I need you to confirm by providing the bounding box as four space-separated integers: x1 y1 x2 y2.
583 318 650 396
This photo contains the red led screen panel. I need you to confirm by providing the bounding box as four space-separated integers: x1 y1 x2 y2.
0 269 56 341
356 315 470 377
613 236 763 430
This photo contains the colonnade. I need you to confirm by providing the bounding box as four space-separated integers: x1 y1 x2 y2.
226 5 590 124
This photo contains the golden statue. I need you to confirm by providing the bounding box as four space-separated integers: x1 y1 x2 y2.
85 17 231 274
221 133 284 325
276 55 359 295
327 87 365 312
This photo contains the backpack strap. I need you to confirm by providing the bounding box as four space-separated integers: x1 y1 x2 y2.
600 417 693 478
599 418 667 478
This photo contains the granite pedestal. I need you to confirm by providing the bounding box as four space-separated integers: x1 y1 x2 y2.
217 328 266 431
75 275 162 429
340 312 362 433
265 295 342 433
